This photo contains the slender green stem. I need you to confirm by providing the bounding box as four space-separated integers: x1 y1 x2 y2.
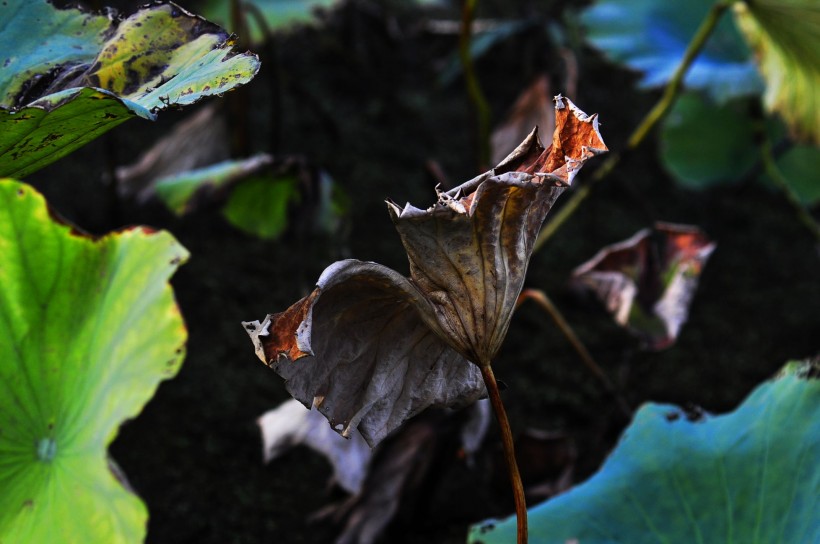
518 289 631 417
533 0 734 252
460 0 492 171
480 364 527 544
760 139 820 242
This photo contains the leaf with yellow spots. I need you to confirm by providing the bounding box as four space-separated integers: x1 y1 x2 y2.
0 0 260 178
0 179 189 544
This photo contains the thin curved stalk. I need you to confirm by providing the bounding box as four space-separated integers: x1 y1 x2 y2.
517 289 631 417
533 0 735 252
481 364 527 544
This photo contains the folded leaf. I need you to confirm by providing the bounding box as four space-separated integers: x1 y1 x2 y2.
0 0 260 178
0 180 188 544
244 260 486 446
389 96 607 367
571 222 716 350
244 96 606 447
469 359 820 543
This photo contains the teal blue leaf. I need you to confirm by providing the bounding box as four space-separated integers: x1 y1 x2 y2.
469 360 820 544
581 0 763 102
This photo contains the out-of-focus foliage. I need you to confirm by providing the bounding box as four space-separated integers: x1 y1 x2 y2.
660 92 757 188
201 0 341 44
581 0 762 102
733 0 820 144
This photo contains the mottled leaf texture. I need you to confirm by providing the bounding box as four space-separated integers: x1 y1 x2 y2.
469 359 820 544
0 0 260 178
244 96 606 446
571 222 715 350
0 180 188 544
733 0 820 144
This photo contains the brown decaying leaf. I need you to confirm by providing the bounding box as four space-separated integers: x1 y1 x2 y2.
571 222 716 350
244 95 606 446
388 96 607 367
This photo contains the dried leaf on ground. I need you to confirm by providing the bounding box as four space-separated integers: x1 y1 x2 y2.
571 222 716 350
243 96 606 445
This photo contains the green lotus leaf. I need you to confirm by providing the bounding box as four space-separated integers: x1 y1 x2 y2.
581 0 762 103
154 154 273 215
222 174 301 239
760 145 820 207
469 360 820 544
0 0 260 178
201 0 341 44
660 92 758 188
0 180 189 543
733 0 820 144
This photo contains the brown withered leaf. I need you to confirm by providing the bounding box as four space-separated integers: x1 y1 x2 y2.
244 95 606 446
571 222 716 350
388 96 607 367
244 260 486 446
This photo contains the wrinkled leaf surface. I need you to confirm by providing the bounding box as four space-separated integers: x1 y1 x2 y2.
244 97 606 446
469 360 820 543
244 259 487 446
581 0 762 102
571 222 715 350
0 180 188 544
0 0 260 178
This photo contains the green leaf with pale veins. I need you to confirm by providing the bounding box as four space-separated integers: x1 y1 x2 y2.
0 0 260 178
0 179 189 544
734 0 820 144
469 359 820 544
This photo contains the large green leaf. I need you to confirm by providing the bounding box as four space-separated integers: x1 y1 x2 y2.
0 0 260 178
469 360 820 544
659 92 758 188
0 180 189 543
733 0 820 144
581 0 762 102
